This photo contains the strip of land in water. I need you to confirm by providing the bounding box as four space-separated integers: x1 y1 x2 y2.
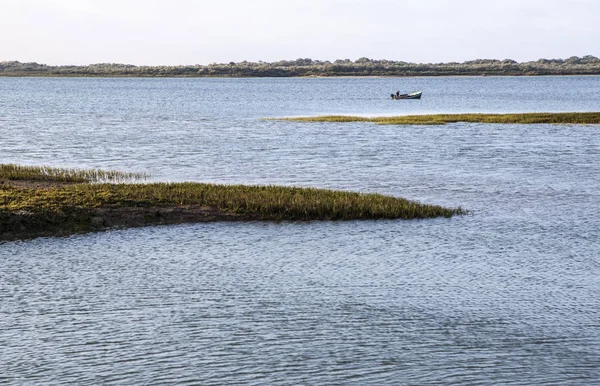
276 112 600 125
0 164 464 241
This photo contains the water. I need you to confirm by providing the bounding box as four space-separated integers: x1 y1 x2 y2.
1 76 599 384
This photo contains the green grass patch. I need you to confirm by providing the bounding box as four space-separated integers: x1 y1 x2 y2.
1 182 463 221
0 164 147 183
275 112 600 125
1 164 465 239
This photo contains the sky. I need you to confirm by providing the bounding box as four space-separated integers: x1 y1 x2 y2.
1 0 599 65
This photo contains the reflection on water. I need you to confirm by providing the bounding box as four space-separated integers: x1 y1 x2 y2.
1 77 600 384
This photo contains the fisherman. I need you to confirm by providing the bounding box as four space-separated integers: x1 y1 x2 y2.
391 93 395 99
396 90 400 97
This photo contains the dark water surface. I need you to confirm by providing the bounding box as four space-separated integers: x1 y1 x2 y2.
1 76 600 384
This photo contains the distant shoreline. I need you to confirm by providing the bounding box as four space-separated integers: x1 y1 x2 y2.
2 56 600 77
3 74 600 79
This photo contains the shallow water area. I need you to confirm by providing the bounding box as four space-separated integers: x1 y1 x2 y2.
1 76 600 384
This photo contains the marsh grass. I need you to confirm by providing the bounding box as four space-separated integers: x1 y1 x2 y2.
276 112 600 125
1 164 465 239
0 164 147 183
1 182 464 221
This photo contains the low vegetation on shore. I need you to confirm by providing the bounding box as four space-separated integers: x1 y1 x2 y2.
0 164 146 183
2 56 600 77
277 112 600 125
1 164 464 240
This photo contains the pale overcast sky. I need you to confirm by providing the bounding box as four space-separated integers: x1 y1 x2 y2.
1 0 598 65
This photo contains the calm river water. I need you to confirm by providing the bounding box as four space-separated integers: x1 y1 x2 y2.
1 76 600 384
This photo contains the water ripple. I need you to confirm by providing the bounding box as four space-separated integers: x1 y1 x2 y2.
2 77 600 384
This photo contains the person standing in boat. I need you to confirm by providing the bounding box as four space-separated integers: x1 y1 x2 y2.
396 90 400 98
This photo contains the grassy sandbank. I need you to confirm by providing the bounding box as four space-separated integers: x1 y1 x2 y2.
275 112 600 125
1 164 464 241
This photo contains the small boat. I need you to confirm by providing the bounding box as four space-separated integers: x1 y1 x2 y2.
391 91 422 100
